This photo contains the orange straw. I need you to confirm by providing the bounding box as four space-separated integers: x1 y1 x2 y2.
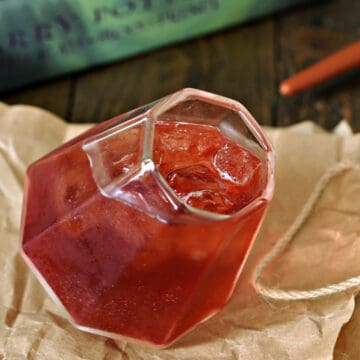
279 40 360 96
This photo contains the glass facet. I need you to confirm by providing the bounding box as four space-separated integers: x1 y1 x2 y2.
20 88 275 348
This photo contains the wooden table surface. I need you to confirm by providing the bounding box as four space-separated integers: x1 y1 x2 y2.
2 0 359 131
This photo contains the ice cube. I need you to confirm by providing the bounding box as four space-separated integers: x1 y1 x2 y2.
166 164 221 195
182 190 233 213
213 143 259 186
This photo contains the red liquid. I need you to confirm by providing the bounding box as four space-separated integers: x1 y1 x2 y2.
21 120 267 347
154 122 263 214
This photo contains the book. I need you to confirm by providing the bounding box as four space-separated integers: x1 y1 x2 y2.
0 0 313 92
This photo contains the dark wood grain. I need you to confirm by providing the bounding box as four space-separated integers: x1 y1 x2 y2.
69 19 275 125
275 0 360 131
2 78 73 120
0 0 358 131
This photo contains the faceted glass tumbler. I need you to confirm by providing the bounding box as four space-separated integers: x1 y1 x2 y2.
20 88 274 348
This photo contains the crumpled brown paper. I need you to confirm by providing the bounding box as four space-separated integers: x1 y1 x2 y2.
0 102 359 359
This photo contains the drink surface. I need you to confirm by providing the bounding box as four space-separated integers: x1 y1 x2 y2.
22 119 267 347
154 121 262 214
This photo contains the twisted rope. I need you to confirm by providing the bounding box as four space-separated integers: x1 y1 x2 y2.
254 160 360 300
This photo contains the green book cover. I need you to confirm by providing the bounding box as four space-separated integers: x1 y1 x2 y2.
0 0 312 92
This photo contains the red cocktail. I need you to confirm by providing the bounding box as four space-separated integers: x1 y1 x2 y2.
20 89 274 347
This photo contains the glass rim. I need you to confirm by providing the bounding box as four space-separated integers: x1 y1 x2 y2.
83 88 275 222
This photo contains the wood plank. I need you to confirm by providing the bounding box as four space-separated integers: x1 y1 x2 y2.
70 19 275 126
274 0 360 131
1 78 73 120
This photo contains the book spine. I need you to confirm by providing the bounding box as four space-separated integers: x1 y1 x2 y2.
0 0 311 92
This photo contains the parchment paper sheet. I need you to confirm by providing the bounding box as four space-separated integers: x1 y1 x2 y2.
0 103 359 360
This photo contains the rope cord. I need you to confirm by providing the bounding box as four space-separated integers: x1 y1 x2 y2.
253 160 360 300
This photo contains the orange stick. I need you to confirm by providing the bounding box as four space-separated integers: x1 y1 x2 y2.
279 40 360 96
